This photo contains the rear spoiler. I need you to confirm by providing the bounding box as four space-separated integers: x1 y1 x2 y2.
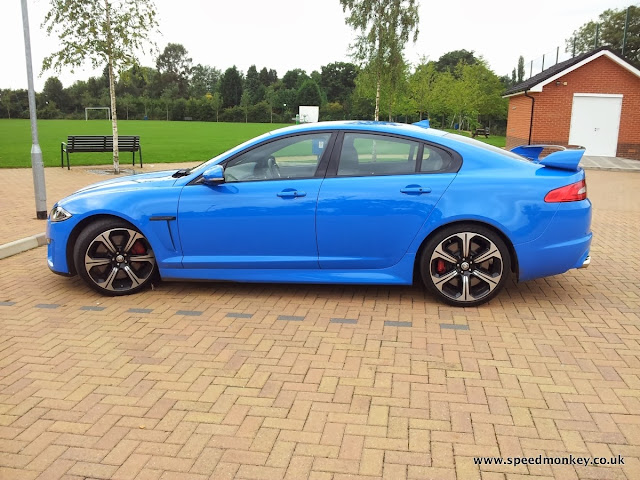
510 144 585 172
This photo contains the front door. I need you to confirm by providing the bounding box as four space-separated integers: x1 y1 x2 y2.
177 132 334 270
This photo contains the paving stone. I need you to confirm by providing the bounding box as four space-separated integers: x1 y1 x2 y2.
0 169 638 480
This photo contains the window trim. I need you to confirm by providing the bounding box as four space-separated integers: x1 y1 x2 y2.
417 142 461 174
326 130 462 178
189 131 337 185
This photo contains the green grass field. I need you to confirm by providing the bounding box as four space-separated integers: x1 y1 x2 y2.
443 129 506 148
0 120 289 168
0 119 507 168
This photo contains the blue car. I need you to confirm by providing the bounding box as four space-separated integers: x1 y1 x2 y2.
46 121 592 307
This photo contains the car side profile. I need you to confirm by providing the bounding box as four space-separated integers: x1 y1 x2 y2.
46 121 592 306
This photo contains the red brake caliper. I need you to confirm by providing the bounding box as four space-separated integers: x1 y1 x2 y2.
130 240 146 255
436 259 446 274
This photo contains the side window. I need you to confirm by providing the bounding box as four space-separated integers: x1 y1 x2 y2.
338 133 420 177
224 133 332 182
420 145 454 173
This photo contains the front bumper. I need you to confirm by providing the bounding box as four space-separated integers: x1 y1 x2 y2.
46 216 76 276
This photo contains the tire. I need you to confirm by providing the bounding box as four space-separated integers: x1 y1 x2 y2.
74 219 158 296
420 224 511 307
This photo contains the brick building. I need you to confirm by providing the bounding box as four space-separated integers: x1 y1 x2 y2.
504 47 640 160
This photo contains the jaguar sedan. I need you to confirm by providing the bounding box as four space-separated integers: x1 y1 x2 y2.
46 121 592 307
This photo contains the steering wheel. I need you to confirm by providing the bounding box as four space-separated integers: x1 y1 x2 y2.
267 156 281 178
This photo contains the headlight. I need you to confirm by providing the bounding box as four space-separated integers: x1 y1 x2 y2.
49 205 72 222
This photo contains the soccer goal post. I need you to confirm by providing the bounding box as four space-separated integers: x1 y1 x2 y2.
85 107 111 120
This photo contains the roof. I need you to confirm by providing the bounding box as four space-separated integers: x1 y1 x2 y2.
503 46 640 96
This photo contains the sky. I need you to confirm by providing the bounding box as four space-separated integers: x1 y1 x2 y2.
0 0 634 91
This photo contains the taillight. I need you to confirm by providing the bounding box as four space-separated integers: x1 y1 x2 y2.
544 179 587 203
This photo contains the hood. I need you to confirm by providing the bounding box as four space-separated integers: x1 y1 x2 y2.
72 170 179 195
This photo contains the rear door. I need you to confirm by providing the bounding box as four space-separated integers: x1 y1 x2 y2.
316 131 458 269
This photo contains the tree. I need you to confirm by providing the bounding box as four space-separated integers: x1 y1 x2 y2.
219 66 243 108
156 43 192 98
282 69 308 89
409 59 437 120
259 67 278 86
245 65 265 104
117 64 150 98
296 79 322 108
517 55 525 83
240 91 251 123
0 89 15 118
265 85 277 122
42 77 68 113
210 92 222 122
566 6 639 63
320 62 358 104
43 0 158 173
435 50 477 76
340 0 419 120
189 64 220 98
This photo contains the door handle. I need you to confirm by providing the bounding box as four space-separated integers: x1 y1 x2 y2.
277 189 306 198
400 185 431 194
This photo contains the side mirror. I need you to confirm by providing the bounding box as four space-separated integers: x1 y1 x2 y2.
202 165 225 185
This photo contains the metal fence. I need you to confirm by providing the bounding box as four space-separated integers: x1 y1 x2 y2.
524 46 574 79
521 5 636 79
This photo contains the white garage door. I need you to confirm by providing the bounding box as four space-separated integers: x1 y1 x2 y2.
568 93 623 157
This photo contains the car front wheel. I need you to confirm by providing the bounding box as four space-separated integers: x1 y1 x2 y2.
74 219 158 296
420 224 510 307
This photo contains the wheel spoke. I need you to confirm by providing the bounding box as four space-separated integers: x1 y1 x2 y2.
98 233 117 254
472 270 500 290
461 275 471 301
434 269 459 289
123 231 144 253
432 244 458 264
122 265 142 286
129 253 155 264
85 257 111 268
97 267 119 291
473 246 499 264
462 233 471 258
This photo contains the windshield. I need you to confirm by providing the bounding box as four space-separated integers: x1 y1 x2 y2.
443 132 530 163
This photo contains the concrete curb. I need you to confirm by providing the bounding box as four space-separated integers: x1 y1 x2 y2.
582 166 640 172
0 233 46 260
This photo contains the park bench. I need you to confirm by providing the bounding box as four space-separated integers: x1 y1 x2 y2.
61 135 143 170
472 127 490 138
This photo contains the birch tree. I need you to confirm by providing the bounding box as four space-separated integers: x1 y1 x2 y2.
42 0 158 173
340 0 419 120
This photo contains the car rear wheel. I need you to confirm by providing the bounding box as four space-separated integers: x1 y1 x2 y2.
420 224 510 307
74 219 158 296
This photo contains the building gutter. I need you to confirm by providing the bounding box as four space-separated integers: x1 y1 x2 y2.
523 89 535 145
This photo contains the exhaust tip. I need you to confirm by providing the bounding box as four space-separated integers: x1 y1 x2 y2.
579 255 591 269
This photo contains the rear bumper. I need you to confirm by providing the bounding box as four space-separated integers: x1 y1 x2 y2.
515 199 592 282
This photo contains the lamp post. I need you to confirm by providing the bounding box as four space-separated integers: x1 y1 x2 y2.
283 103 287 122
21 0 47 220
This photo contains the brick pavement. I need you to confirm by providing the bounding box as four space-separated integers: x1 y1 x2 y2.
0 169 639 479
